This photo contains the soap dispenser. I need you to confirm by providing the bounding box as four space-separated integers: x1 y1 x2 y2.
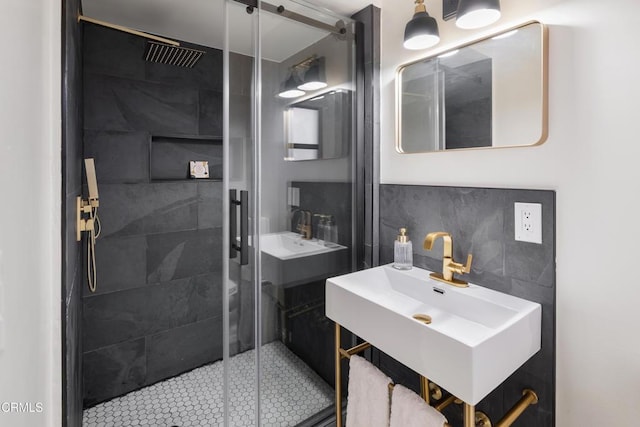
324 215 338 247
393 228 413 270
316 215 327 244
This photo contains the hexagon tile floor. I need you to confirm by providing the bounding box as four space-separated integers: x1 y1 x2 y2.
83 341 334 427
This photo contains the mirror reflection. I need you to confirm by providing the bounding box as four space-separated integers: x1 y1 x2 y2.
284 89 351 161
396 21 547 153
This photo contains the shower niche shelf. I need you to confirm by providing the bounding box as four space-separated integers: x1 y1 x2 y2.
150 135 222 182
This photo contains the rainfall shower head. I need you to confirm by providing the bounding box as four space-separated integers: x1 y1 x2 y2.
144 41 205 68
77 15 206 69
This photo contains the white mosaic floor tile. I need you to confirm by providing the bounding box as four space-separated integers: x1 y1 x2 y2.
83 341 333 426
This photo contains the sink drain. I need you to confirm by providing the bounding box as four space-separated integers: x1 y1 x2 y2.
413 313 432 324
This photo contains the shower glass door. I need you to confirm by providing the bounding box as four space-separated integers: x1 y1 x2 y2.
224 1 356 425
224 1 260 426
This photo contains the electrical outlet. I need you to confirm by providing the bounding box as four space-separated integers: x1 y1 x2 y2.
514 202 542 244
287 187 300 207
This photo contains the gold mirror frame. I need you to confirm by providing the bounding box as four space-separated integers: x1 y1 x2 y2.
395 20 548 153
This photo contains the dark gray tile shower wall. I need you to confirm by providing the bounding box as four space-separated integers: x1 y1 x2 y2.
62 0 83 424
81 23 226 406
378 184 555 426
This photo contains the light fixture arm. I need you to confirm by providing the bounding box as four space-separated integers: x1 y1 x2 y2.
291 55 318 73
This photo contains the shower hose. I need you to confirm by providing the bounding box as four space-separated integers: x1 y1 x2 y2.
87 205 101 293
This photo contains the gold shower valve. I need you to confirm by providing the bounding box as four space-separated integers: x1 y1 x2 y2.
76 196 97 241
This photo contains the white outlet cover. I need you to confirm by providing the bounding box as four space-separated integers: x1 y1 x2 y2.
514 202 542 244
287 187 300 207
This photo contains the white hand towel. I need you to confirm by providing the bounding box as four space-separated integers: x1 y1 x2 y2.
345 355 392 427
390 384 448 427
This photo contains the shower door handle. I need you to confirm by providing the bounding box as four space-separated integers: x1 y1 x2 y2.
230 189 248 265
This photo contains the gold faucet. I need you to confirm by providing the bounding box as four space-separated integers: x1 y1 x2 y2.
296 210 313 240
423 232 473 288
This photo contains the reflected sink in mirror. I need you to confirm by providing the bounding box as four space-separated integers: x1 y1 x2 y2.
261 232 348 287
326 265 541 405
261 231 345 260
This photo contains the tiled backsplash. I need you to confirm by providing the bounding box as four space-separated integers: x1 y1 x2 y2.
290 181 352 246
378 184 555 426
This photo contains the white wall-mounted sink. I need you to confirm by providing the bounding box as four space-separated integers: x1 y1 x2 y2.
259 232 348 287
325 265 541 405
261 231 345 260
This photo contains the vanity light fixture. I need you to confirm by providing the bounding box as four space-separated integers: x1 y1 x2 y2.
279 55 328 98
403 0 440 50
278 71 305 98
297 57 327 91
455 0 501 29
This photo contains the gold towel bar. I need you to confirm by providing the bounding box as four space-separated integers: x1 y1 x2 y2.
495 389 538 427
335 323 452 427
338 342 372 359
334 322 538 427
435 395 459 412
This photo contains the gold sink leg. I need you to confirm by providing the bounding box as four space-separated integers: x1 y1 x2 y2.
464 403 475 427
419 375 430 405
335 323 343 427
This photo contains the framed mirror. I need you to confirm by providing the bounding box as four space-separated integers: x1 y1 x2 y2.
396 21 548 153
284 89 351 161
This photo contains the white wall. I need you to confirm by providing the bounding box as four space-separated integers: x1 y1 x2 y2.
380 0 640 424
0 1 61 426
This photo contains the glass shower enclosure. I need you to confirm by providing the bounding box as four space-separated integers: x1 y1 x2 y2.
223 1 356 425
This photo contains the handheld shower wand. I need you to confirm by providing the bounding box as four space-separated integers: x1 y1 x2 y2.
77 158 101 292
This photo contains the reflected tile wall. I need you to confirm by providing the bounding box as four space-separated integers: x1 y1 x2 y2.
82 22 226 407
378 184 555 426
290 181 352 246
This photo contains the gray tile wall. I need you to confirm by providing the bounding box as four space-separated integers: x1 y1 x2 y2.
62 0 83 425
284 181 354 394
378 184 555 426
82 23 226 407
444 59 492 149
290 181 352 246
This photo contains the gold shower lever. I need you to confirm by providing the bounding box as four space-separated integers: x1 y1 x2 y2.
76 159 101 293
76 159 100 241
76 197 95 241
